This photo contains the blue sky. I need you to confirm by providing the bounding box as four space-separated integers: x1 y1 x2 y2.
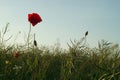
0 0 120 48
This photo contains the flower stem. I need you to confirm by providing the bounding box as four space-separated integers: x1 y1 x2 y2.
33 33 35 53
27 23 31 49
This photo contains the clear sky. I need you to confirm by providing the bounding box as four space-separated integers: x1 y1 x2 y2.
0 0 120 49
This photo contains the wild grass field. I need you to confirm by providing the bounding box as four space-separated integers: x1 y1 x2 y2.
0 24 120 80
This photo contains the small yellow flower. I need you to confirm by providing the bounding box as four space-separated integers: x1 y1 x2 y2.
5 60 10 64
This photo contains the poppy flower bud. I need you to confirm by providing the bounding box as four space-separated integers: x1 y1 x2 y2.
34 40 37 47
85 31 88 37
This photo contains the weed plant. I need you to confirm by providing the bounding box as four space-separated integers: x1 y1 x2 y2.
0 24 120 80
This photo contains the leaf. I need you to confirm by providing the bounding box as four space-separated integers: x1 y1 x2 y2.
3 23 9 35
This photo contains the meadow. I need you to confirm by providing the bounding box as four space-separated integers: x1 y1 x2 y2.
0 24 120 80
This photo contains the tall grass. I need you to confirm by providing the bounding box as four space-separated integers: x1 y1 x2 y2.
0 24 120 80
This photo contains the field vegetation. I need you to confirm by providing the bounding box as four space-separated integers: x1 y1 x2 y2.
0 23 120 80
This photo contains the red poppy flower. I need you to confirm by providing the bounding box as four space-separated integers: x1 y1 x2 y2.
13 52 20 58
28 13 42 26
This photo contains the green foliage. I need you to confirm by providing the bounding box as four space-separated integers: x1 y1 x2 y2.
0 39 120 80
0 24 120 80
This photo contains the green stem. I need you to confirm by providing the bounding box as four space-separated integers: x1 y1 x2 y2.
33 33 35 53
27 23 31 49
